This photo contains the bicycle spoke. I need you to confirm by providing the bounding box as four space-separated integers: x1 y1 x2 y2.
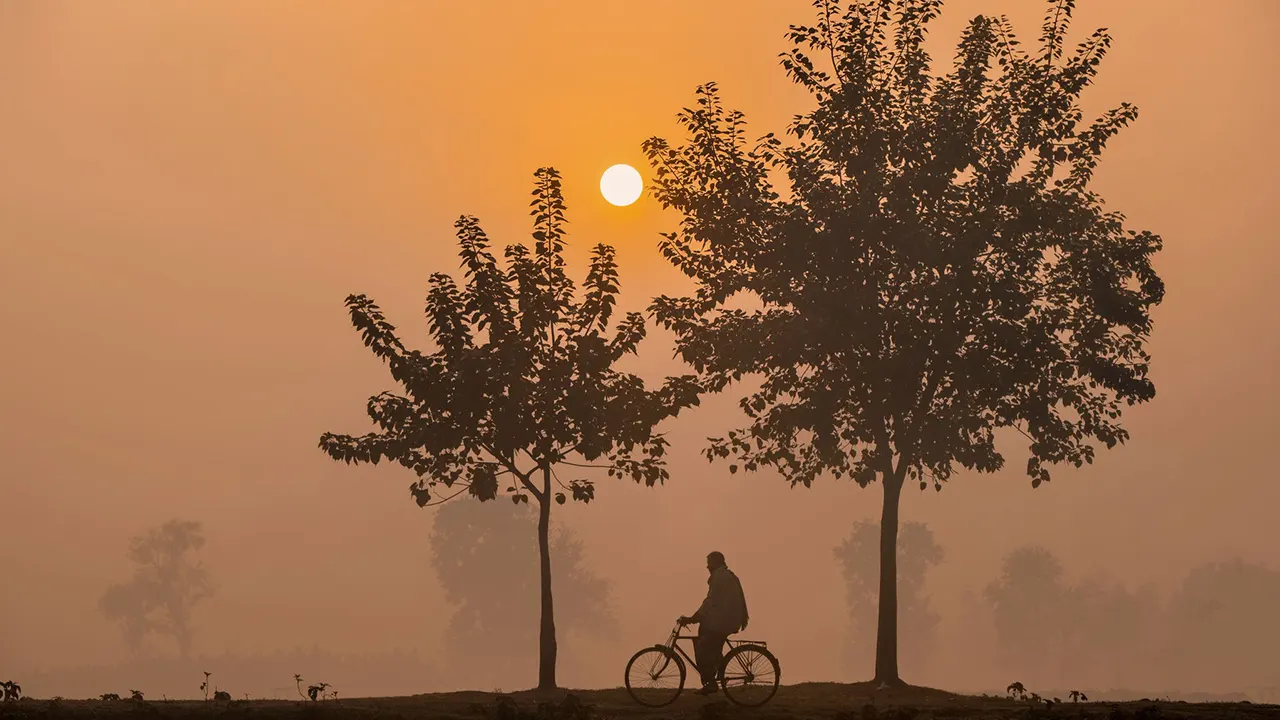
625 647 685 708
719 646 779 708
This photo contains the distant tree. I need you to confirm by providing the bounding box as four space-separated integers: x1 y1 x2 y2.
319 167 700 691
1162 558 1280 691
834 520 942 676
643 0 1163 685
984 545 1067 688
1058 573 1160 689
98 519 214 659
429 499 617 690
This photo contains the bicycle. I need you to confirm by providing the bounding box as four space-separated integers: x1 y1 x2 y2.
623 620 781 708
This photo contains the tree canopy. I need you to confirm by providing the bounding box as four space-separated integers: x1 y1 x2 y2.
98 519 214 659
643 0 1164 684
320 167 699 508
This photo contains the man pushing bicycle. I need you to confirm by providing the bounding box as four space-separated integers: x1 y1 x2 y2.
677 550 750 695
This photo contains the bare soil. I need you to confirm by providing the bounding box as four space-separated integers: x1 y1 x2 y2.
1 682 1273 720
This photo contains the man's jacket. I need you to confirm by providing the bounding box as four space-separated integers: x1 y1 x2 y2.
696 565 749 635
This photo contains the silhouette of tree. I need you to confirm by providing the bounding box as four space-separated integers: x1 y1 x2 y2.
834 520 942 677
642 0 1163 685
98 519 214 659
429 499 617 690
984 545 1067 688
1162 558 1280 691
1059 574 1160 689
319 167 700 691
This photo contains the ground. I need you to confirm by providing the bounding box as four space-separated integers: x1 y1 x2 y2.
1 683 1274 719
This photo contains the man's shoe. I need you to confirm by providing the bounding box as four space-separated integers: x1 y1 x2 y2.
694 684 718 696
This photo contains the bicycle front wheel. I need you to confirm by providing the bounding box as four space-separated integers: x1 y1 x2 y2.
624 645 686 707
718 644 780 707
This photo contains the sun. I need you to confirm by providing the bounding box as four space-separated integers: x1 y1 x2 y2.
600 164 643 207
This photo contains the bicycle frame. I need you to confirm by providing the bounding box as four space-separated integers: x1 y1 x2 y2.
662 622 767 676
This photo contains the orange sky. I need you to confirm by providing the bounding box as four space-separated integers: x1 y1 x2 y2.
2 0 1278 695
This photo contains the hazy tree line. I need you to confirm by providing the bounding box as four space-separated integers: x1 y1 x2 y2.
66 0 1182 696
834 522 1280 697
84 513 1280 700
91 506 616 694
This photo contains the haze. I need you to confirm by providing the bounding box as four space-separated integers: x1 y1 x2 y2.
2 0 1278 702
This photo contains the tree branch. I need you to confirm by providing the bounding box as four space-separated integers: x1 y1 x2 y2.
420 485 473 507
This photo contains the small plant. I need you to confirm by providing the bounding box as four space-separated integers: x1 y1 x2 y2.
130 689 144 701
307 682 331 701
1030 692 1043 703
100 693 121 701
1007 682 1027 700
200 671 212 701
213 689 231 702
294 674 306 701
0 681 21 702
1070 690 1089 703
557 694 591 720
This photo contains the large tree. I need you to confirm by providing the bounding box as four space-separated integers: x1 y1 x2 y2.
834 520 942 677
98 519 214 659
429 499 617 690
319 167 699 691
642 0 1164 685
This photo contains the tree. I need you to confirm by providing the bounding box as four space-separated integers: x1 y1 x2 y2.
984 545 1067 689
1057 573 1160 689
642 0 1163 685
833 520 942 677
319 167 700 691
98 519 214 659
429 499 617 690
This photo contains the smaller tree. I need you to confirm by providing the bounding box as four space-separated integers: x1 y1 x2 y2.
319 167 700 690
834 520 943 677
98 519 215 659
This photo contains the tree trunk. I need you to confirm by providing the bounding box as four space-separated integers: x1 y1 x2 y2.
873 470 906 686
536 466 558 691
175 625 192 660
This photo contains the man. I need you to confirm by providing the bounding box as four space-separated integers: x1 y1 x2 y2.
678 551 749 695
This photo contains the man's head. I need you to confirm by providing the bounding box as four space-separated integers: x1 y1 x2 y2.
706 551 726 572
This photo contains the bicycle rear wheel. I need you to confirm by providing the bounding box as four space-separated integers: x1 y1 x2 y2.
718 644 780 707
624 646 686 707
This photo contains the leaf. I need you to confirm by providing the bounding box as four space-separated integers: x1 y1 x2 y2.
409 482 431 507
554 492 566 505
569 479 595 503
468 466 499 501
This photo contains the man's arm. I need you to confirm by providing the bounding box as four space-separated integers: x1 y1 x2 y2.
679 586 716 625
